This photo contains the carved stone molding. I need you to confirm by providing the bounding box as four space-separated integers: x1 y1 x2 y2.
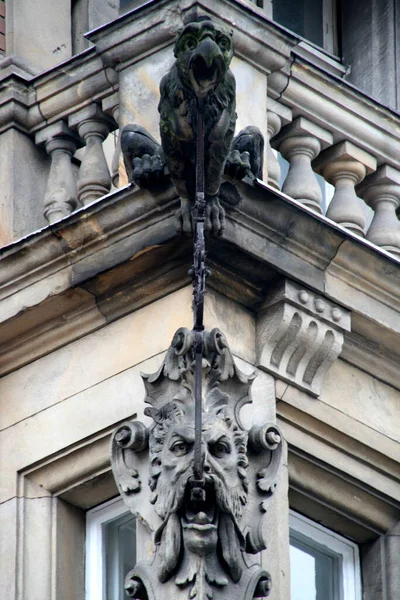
111 327 283 600
256 279 351 397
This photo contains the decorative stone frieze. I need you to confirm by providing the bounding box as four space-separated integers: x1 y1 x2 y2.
266 98 292 190
313 141 377 236
69 104 116 205
111 327 283 600
35 121 81 224
256 279 351 397
356 165 400 257
272 116 333 213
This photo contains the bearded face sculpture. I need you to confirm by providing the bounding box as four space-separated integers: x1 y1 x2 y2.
111 328 283 600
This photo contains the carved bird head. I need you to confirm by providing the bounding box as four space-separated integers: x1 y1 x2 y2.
174 17 234 99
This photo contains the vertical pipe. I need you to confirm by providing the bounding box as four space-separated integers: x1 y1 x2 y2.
192 99 206 485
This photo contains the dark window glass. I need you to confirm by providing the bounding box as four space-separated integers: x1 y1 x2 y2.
273 0 324 48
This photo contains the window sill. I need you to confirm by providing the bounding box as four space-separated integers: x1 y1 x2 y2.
294 41 347 79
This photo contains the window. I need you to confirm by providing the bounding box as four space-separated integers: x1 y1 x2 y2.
87 500 361 600
86 497 136 600
290 511 362 600
250 0 338 56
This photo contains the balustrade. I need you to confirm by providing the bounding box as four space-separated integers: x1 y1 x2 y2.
102 93 121 189
266 99 292 190
35 122 81 224
28 17 400 260
69 104 116 206
272 117 333 214
313 141 377 237
356 165 400 257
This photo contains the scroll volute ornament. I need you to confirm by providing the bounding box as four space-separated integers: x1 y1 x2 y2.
111 328 283 600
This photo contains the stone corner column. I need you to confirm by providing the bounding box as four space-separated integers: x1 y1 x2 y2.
361 519 400 600
256 279 351 397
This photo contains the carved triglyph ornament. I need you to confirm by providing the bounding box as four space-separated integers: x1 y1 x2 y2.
111 328 283 600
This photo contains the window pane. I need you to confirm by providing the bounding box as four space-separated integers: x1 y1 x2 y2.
290 534 339 600
103 512 136 600
273 0 324 48
290 545 317 600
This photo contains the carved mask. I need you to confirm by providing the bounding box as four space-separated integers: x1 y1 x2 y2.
111 328 282 600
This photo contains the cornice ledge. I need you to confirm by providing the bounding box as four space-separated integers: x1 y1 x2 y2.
278 59 400 170
87 0 294 74
234 180 400 335
0 49 119 136
32 48 118 132
342 330 400 392
223 180 346 294
325 240 400 334
0 184 178 321
1 180 400 379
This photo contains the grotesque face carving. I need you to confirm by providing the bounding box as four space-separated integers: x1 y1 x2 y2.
174 18 234 98
149 400 248 524
113 328 282 599
146 396 249 585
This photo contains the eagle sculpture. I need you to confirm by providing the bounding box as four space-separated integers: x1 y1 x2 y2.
121 17 264 233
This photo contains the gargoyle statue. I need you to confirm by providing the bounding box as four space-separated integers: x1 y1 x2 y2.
121 17 264 234
111 328 283 600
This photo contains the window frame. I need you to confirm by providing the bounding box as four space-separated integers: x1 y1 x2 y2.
86 496 129 600
289 510 362 600
249 0 340 60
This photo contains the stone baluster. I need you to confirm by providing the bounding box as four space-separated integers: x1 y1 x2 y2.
313 141 377 237
69 104 115 206
356 165 400 257
266 98 292 190
272 117 333 214
102 93 120 188
35 122 81 224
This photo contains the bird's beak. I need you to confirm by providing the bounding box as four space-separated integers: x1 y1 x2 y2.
189 37 225 99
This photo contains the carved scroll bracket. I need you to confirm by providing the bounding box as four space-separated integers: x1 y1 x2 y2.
256 279 351 397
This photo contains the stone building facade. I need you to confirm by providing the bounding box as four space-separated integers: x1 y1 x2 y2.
0 1 399 599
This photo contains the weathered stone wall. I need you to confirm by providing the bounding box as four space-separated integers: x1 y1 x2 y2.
1 284 398 599
0 287 290 599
